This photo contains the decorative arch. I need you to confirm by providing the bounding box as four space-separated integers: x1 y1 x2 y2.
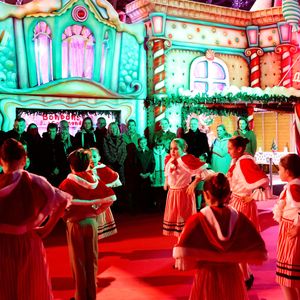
190 51 229 93
34 21 53 85
62 25 95 79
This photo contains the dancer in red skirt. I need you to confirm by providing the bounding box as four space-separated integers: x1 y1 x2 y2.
273 154 300 300
0 139 71 300
163 138 211 236
227 135 270 289
173 173 267 300
89 147 121 239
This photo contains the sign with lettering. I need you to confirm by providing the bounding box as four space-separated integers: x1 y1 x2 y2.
16 108 121 136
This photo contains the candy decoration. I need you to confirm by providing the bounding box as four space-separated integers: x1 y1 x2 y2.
205 49 215 61
72 5 88 22
275 44 297 87
282 0 300 32
247 106 255 130
154 105 166 131
152 39 166 94
245 48 264 87
147 38 171 130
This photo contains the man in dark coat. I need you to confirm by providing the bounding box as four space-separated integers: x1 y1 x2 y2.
183 117 210 161
5 117 27 144
183 117 210 211
135 137 155 212
41 122 69 186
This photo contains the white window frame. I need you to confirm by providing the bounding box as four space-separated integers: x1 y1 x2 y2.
190 56 229 93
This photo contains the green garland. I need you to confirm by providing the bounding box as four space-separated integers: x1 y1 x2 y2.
181 104 248 117
145 92 299 116
148 92 295 105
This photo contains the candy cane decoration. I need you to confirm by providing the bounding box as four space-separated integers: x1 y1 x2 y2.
152 39 166 126
153 39 166 94
294 104 300 155
147 38 171 131
247 106 255 130
147 38 171 94
282 47 292 87
245 48 264 88
154 105 166 126
276 44 297 87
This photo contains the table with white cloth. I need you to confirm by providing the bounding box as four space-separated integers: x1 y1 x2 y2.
254 151 291 195
254 151 290 165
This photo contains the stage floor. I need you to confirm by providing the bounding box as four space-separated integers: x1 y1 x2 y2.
45 198 282 300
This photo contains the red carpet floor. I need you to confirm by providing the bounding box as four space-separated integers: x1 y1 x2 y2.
45 199 282 300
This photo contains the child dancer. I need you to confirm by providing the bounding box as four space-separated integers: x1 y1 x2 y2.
89 147 121 239
59 149 116 300
227 135 270 289
273 154 300 300
173 173 267 300
163 138 211 236
0 138 71 300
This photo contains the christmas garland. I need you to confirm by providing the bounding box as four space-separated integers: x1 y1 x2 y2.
146 92 299 115
181 104 248 118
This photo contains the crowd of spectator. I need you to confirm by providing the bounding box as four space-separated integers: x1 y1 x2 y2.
0 116 165 213
0 115 255 213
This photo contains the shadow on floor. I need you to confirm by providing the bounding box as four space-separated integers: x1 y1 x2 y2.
51 277 74 290
258 210 278 232
97 277 116 289
141 275 193 287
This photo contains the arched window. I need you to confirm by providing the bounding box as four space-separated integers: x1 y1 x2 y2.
62 25 94 79
100 30 110 84
190 53 229 93
34 21 53 85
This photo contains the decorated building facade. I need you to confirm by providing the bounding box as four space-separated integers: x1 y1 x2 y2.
125 0 300 151
0 0 300 151
0 0 147 134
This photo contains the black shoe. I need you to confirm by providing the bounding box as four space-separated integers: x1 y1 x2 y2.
245 274 254 290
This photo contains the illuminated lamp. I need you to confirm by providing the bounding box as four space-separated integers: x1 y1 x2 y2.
277 22 292 43
246 26 259 47
150 13 166 37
